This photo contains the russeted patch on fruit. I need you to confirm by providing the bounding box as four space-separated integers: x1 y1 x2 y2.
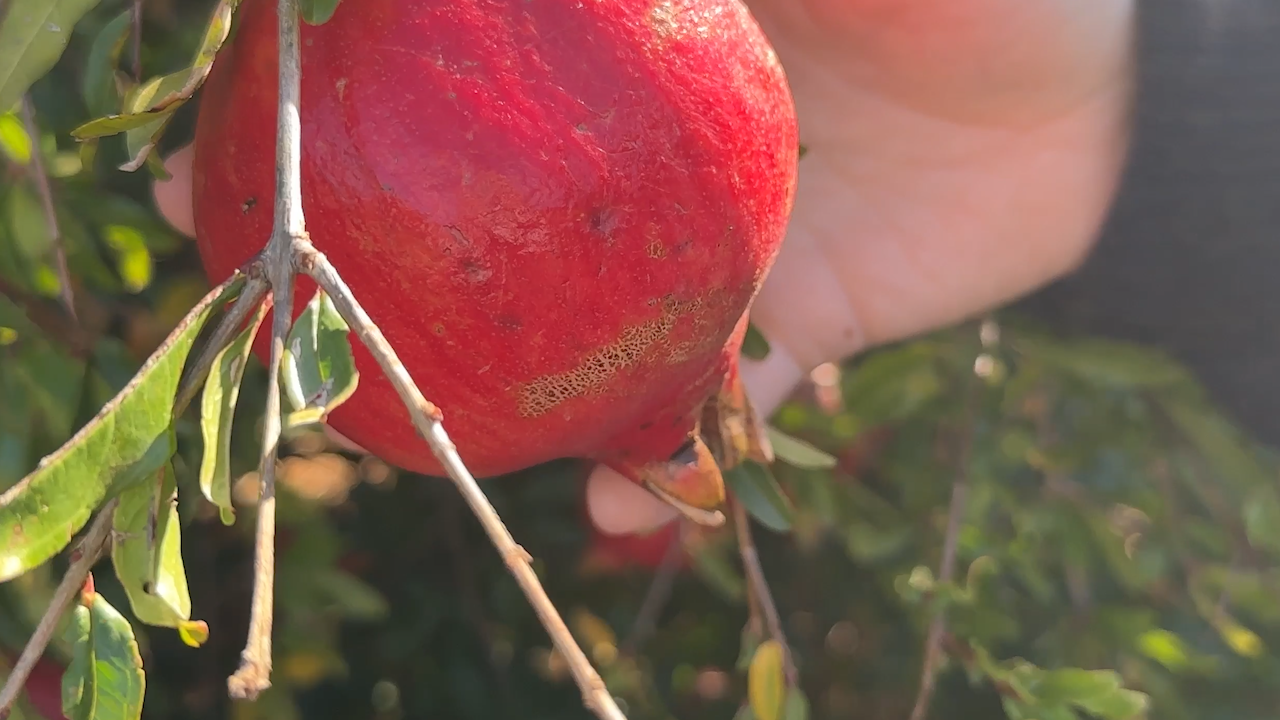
192 0 798 517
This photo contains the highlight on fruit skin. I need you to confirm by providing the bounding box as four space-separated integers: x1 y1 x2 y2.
190 0 799 516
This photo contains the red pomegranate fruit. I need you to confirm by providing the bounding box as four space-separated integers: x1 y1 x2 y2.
192 0 798 514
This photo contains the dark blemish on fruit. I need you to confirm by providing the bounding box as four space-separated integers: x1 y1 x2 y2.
433 323 445 335
498 315 523 329
242 197 257 213
639 421 653 430
589 207 619 241
381 182 393 192
575 123 588 133
446 226 473 249
463 260 493 282
672 237 693 254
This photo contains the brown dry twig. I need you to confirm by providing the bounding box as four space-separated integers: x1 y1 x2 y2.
0 500 118 719
18 97 75 323
182 1 627 717
732 499 798 686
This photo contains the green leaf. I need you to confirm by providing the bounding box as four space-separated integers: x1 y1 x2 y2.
741 323 771 361
0 0 104 114
60 603 93 720
281 289 359 429
313 568 389 621
843 344 943 427
111 461 195 628
1015 333 1190 389
200 303 266 525
1243 485 1280 555
300 0 343 25
747 640 786 720
0 111 31 164
1073 688 1149 720
80 9 132 118
0 275 243 582
736 624 764 671
1033 668 1121 705
7 183 51 259
61 593 146 720
782 689 810 720
725 461 794 533
766 427 836 469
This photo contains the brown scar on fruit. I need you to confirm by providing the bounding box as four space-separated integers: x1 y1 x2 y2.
517 295 702 417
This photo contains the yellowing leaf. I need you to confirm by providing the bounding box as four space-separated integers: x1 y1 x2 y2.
748 640 786 720
0 112 31 164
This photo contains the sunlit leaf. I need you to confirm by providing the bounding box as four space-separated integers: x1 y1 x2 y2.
1073 688 1149 720
747 640 786 720
200 303 266 525
0 275 243 582
281 289 359 429
111 461 196 628
0 111 31 164
766 427 836 470
0 0 103 113
1033 668 1121 706
725 461 794 533
60 593 145 720
7 184 51 259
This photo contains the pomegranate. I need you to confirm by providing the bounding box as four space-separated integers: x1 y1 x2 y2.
193 0 798 513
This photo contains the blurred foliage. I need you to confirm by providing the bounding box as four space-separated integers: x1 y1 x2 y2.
3 1 1280 720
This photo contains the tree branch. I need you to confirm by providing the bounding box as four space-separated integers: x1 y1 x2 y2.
908 369 980 720
0 500 118 719
303 249 625 720
19 97 75 324
223 0 304 698
731 499 797 686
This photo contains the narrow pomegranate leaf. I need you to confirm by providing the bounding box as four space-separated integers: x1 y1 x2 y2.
765 427 836 470
60 594 145 720
782 689 810 720
0 275 242 582
725 461 794 534
60 603 93 720
281 289 359 429
0 0 103 113
70 0 238 171
80 9 132 119
747 640 785 720
111 461 199 632
300 0 344 25
200 302 268 525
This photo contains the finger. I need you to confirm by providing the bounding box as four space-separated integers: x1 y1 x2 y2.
748 0 1135 125
151 144 196 238
585 463 680 536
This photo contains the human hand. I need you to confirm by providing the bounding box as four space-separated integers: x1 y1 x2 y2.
154 0 1138 537
587 0 1138 535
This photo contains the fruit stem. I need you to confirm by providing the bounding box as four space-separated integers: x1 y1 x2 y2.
731 497 798 686
303 249 629 720
225 0 305 700
216 0 629 716
0 500 118 719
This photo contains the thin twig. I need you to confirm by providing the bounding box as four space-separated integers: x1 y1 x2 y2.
18 97 75 324
206 0 628 714
621 523 687 655
0 500 118 719
173 272 269 416
731 499 797 686
224 0 303 698
908 382 980 720
304 250 625 720
131 0 144 82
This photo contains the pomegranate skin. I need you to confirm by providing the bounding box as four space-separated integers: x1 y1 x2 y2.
193 0 798 480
